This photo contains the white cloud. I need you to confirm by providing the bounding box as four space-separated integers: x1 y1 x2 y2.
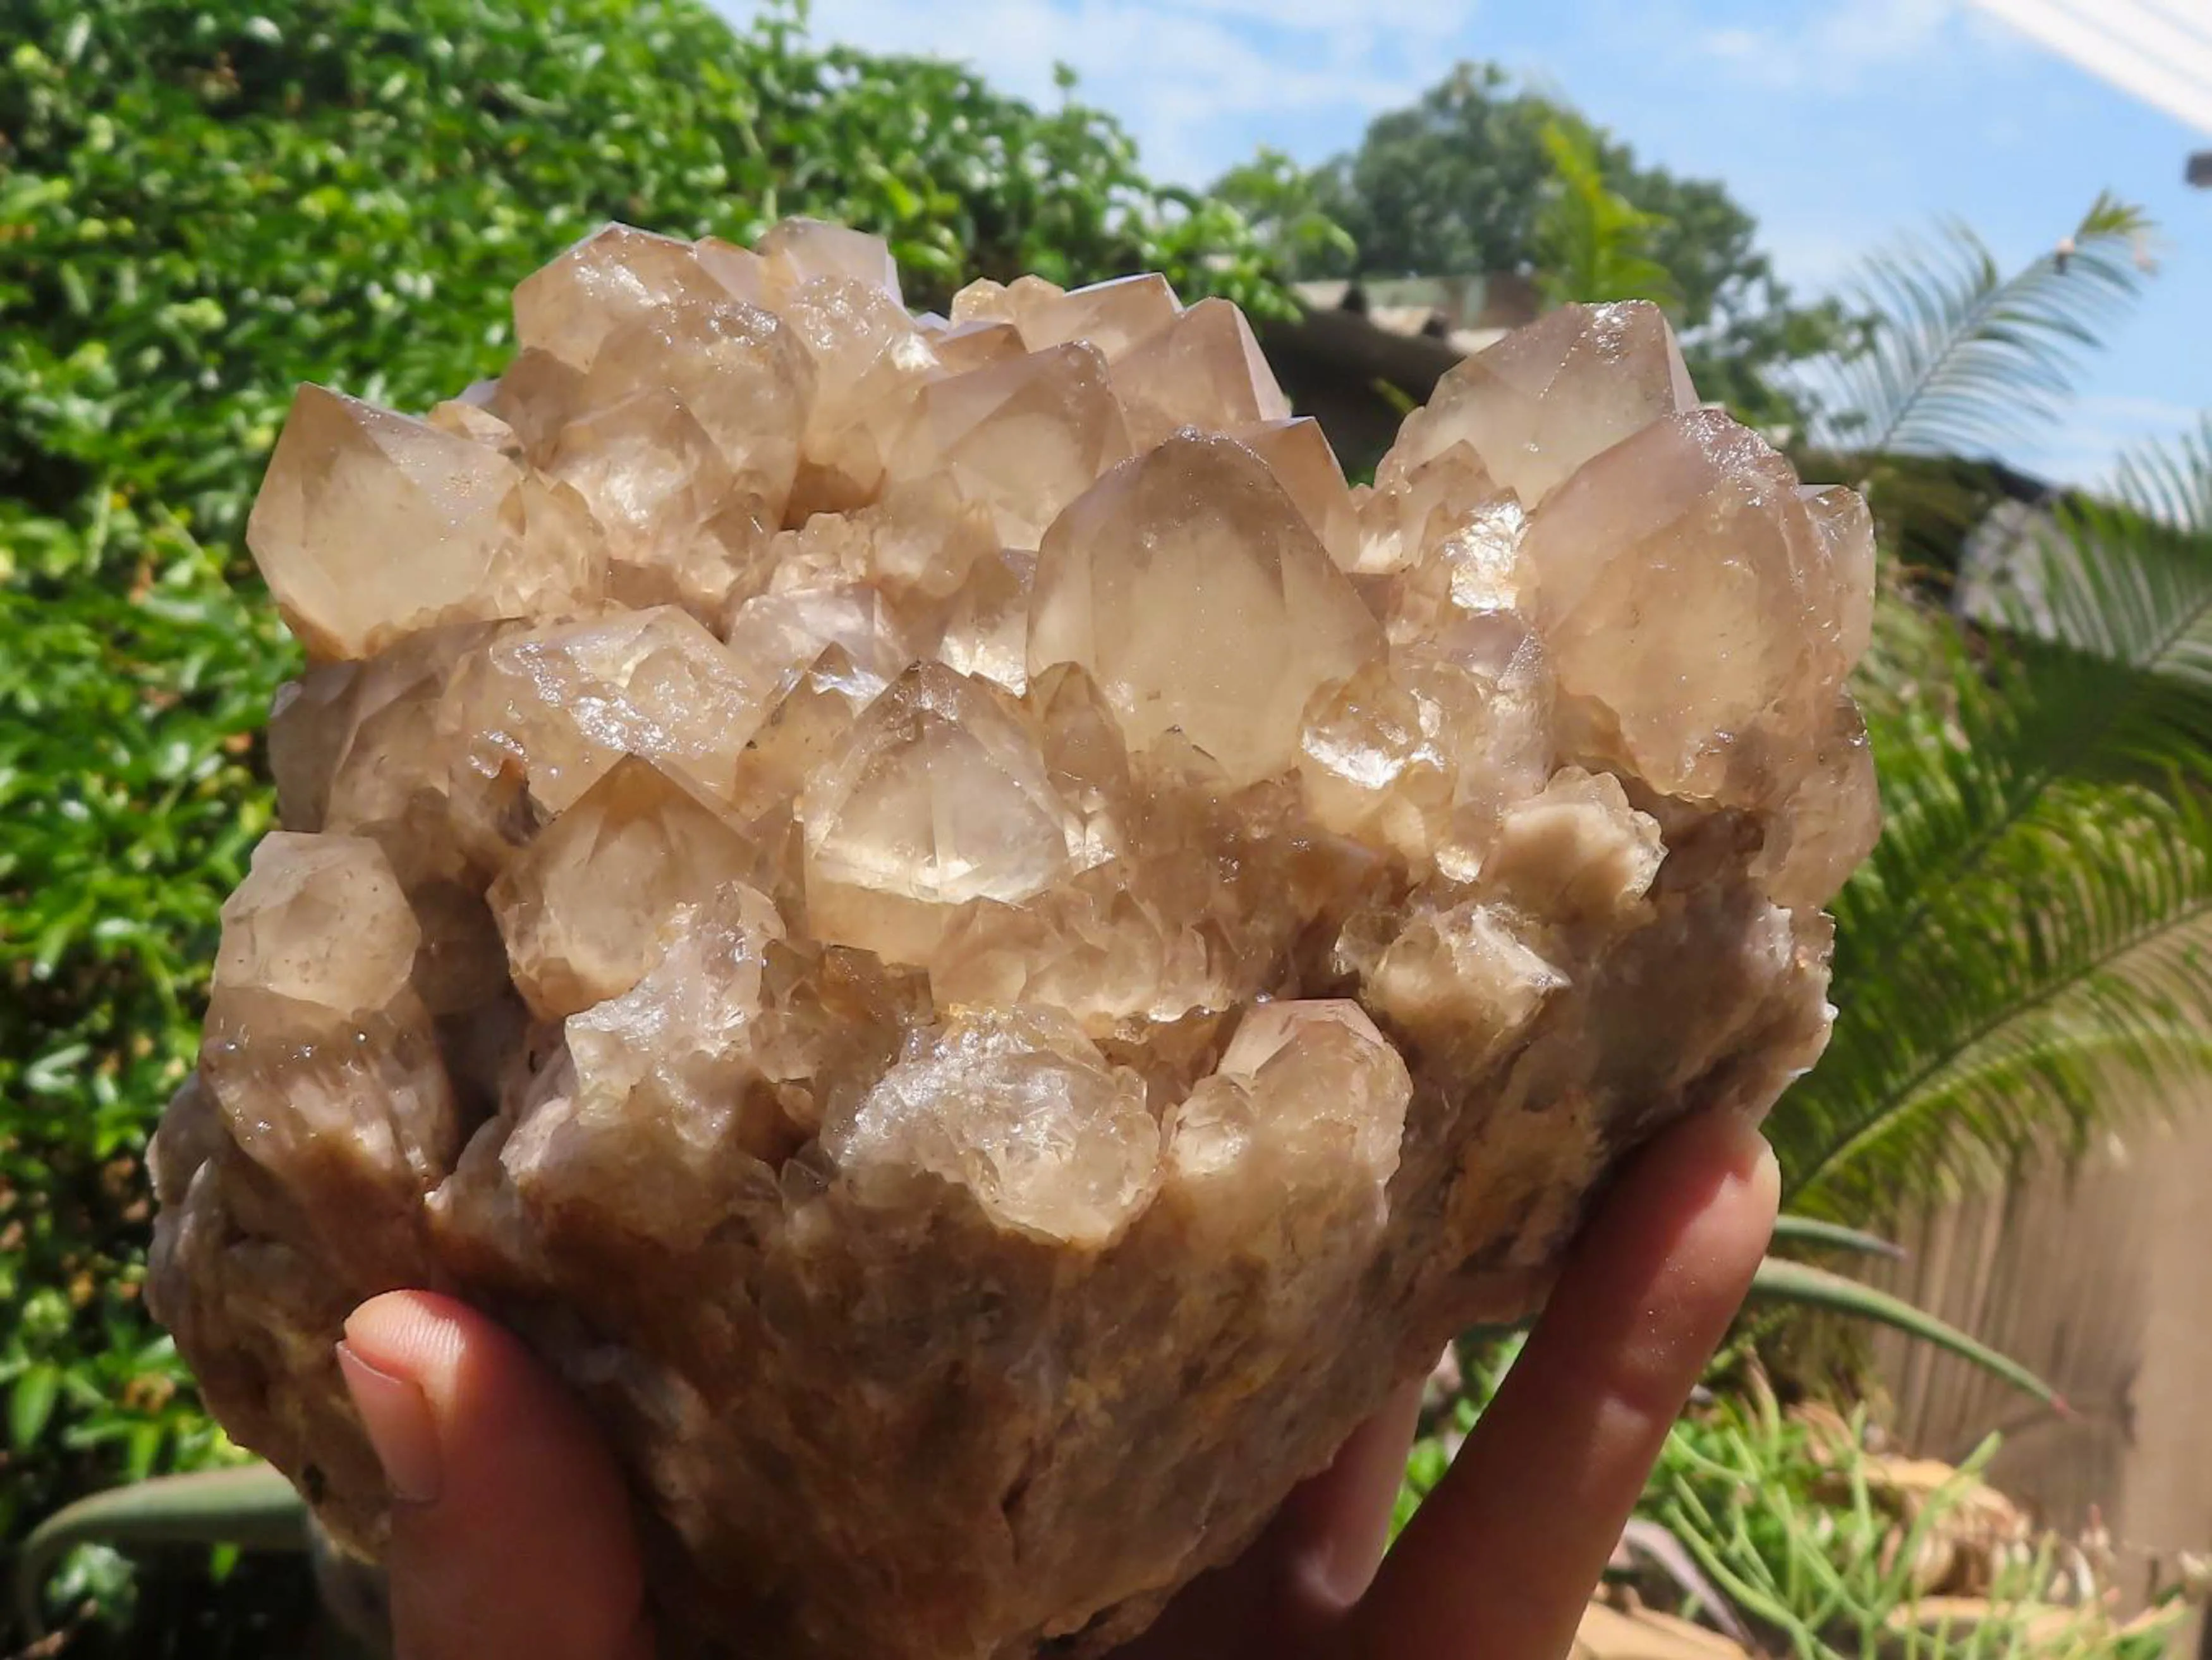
1689 0 1966 90
720 0 1474 180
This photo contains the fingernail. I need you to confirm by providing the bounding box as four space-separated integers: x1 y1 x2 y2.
1712 1109 1779 1181
1742 1126 1780 1190
1742 1130 1783 1224
337 1340 442 1505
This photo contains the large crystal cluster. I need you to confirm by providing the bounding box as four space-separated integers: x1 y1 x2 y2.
149 221 1878 1659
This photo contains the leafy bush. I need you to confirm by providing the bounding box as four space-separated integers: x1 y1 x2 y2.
0 0 1292 1580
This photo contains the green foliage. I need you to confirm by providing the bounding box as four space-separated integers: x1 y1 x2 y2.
1530 118 1680 312
0 515 277 1554
1819 197 2152 460
1463 1244 2063 1405
1647 1397 2181 1658
1748 1259 2063 1410
1773 199 2212 1225
1780 445 2212 1218
16 1464 310 1644
1766 1215 1907 1261
0 0 1293 1598
1210 61 1849 427
1205 147 1359 278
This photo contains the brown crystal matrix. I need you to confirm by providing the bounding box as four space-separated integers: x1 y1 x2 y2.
149 221 1878 1659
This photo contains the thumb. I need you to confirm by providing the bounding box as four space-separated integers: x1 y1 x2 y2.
338 1290 653 1660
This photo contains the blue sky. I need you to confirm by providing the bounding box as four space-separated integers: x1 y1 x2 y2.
725 0 2210 487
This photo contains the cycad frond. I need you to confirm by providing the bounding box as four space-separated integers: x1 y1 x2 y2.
1784 774 2212 1216
1816 195 2150 460
1778 429 2212 1215
1830 431 2212 987
2106 418 2212 534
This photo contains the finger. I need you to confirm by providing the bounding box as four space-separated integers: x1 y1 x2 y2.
1119 1381 1425 1658
1276 1378 1427 1608
1352 1110 1777 1660
339 1290 652 1660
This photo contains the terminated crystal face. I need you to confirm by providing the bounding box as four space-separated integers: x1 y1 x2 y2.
152 221 1879 1660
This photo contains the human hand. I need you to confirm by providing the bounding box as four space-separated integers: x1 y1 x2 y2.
337 1109 1777 1660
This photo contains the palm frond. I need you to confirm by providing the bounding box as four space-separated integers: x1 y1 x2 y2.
2107 418 2212 534
1779 425 2212 1215
1816 195 2150 460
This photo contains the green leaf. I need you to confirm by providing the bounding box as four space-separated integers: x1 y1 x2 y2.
1768 1214 1905 1261
10 1365 61 1451
1747 1257 2066 1411
14 1465 312 1639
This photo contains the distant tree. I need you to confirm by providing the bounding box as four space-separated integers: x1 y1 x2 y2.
1208 148 1359 278
1214 63 1849 429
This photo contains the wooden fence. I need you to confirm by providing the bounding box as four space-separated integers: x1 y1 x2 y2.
1864 1109 2212 1635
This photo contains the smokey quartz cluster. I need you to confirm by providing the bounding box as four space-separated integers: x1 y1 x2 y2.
149 219 1879 1659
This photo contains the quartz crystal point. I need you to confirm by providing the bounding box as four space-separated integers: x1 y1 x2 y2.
514 223 748 370
247 386 602 659
1386 300 1699 506
152 222 1881 1660
1028 432 1383 784
892 341 1131 547
1112 296 1292 449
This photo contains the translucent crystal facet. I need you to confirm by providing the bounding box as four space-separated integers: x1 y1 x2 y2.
542 388 746 618
1387 300 1698 506
502 883 794 1247
1519 410 1849 804
800 663 1085 963
1019 272 1181 360
829 1006 1158 1247
758 217 905 306
195 834 458 1285
781 275 936 516
1169 999 1411 1246
161 219 1878 1660
1112 297 1292 449
889 342 1131 547
439 605 769 860
1028 433 1383 783
580 296 816 518
487 755 758 1018
513 223 748 370
1236 417 1361 568
246 386 601 660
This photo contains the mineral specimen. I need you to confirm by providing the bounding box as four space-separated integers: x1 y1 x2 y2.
149 221 1879 1660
